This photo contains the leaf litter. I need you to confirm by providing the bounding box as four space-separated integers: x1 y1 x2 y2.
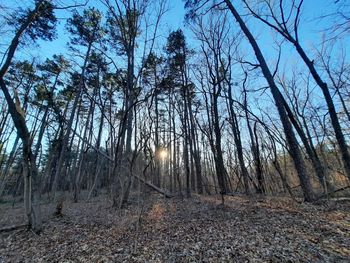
0 194 349 262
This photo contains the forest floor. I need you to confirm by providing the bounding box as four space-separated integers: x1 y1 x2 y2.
0 192 349 263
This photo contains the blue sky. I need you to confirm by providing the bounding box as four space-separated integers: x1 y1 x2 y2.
2 0 346 67
31 0 187 61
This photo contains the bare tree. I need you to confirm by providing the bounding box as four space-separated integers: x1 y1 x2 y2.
242 0 350 182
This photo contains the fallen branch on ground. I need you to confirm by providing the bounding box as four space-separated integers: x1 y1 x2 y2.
0 223 27 233
316 185 350 200
133 175 173 198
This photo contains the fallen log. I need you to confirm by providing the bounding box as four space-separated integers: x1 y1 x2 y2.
133 175 173 198
0 223 27 233
316 185 350 200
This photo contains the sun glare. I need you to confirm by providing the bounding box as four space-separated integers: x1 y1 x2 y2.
159 149 168 159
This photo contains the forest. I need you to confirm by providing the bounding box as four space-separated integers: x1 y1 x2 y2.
0 0 349 262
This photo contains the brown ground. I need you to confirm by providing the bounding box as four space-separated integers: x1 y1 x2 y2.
0 194 349 262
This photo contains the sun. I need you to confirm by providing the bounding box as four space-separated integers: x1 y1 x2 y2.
158 149 168 159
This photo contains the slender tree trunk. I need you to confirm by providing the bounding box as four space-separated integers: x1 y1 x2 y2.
52 41 93 200
0 79 42 232
188 97 203 194
74 98 94 202
88 107 104 199
154 90 161 187
0 136 19 197
252 122 265 193
241 81 265 194
34 105 49 159
224 0 314 201
293 42 350 181
226 81 250 194
183 96 191 197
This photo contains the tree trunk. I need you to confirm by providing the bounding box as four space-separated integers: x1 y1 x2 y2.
227 81 250 195
293 41 350 181
0 79 42 232
224 0 314 201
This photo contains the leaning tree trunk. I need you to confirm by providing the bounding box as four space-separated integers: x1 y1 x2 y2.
224 0 314 201
227 81 250 195
212 92 230 194
52 41 93 201
293 41 350 182
0 79 42 232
